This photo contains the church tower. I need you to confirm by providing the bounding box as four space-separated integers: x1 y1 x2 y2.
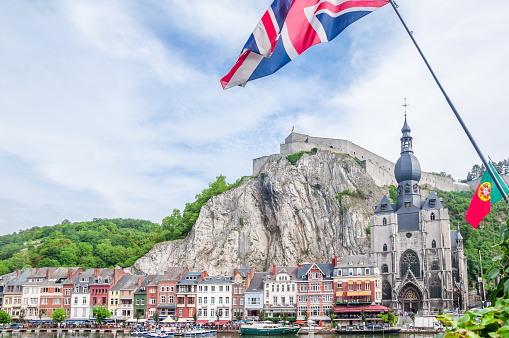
370 108 469 314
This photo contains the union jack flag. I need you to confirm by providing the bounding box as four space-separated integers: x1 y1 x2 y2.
221 0 389 90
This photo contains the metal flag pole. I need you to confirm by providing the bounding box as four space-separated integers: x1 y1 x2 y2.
388 0 508 204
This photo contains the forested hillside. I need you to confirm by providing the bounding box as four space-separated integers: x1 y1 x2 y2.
0 218 161 274
0 175 245 275
436 189 508 285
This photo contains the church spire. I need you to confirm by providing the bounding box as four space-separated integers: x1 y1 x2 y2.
400 99 413 154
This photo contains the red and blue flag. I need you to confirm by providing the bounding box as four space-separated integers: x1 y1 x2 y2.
221 0 389 90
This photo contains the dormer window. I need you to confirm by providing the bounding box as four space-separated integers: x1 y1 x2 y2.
413 184 418 193
405 184 410 194
359 261 364 265
430 199 436 208
405 202 411 208
381 204 387 211
337 270 342 276
348 261 353 266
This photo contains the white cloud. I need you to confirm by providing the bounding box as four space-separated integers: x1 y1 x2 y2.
0 0 507 235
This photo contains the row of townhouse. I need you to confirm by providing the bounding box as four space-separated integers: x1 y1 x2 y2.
0 255 384 324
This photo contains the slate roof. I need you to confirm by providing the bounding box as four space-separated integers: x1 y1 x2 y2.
336 255 375 268
178 272 203 285
374 195 395 214
245 273 266 293
199 276 232 285
422 190 444 210
160 267 187 282
265 266 298 281
110 275 144 291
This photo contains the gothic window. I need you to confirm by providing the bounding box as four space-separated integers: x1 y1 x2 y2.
382 264 388 273
383 243 388 252
382 281 392 300
400 250 420 278
383 217 387 225
403 289 419 300
413 184 418 193
431 212 436 221
398 185 402 196
431 260 439 270
429 199 436 208
430 279 441 299
432 239 437 248
405 184 410 194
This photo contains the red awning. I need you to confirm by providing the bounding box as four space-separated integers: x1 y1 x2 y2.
196 320 208 324
295 320 306 324
218 320 229 324
335 305 391 313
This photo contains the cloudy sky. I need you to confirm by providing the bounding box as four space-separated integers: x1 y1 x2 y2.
1 0 508 235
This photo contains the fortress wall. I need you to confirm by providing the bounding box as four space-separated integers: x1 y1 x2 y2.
254 133 474 192
253 154 284 176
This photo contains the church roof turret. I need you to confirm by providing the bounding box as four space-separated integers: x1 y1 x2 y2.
394 113 421 183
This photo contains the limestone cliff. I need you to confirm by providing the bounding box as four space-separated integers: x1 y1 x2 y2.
129 150 385 275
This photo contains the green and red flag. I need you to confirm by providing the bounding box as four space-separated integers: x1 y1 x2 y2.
465 163 509 229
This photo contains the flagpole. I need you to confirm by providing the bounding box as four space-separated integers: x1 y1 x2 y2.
388 0 508 204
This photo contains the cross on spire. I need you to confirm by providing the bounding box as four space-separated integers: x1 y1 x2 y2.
402 98 410 117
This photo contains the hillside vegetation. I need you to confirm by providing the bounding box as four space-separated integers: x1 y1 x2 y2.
0 218 160 275
436 189 508 284
0 175 245 275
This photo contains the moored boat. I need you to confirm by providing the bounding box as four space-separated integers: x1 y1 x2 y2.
240 322 300 335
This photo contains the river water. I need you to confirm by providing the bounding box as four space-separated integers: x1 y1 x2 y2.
0 333 437 338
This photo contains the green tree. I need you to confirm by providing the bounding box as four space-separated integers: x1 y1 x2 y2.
303 310 309 324
235 311 243 321
134 310 143 324
326 308 336 327
92 306 111 324
436 218 509 337
19 309 25 325
38 308 46 327
153 311 160 325
259 310 266 322
0 310 12 325
51 308 67 324
193 309 198 322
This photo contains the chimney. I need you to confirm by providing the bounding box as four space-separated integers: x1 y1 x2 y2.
16 270 20 276
29 269 33 278
36 268 40 273
114 268 119 283
332 256 338 266
138 278 142 288
67 269 72 280
45 269 50 280
94 268 100 277
272 265 276 275
151 277 155 282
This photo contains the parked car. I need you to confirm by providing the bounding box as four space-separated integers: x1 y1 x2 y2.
9 324 22 329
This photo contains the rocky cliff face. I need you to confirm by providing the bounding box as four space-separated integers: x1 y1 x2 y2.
129 150 386 275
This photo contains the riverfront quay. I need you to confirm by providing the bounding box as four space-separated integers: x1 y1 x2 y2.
0 332 438 338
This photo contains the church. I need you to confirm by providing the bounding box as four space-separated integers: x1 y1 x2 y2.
370 116 469 314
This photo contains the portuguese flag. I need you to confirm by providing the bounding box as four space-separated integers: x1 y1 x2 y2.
465 163 509 229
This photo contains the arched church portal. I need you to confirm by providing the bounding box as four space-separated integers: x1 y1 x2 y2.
398 284 423 313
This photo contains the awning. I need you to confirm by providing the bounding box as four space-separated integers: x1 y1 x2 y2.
66 319 87 322
218 320 229 324
335 305 391 313
196 320 208 324
162 317 175 323
177 318 192 323
309 316 331 321
295 320 306 324
346 291 371 296
348 281 354 284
